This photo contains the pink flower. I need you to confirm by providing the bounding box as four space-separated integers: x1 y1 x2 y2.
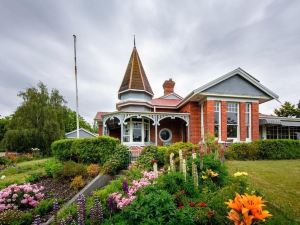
21 199 28 204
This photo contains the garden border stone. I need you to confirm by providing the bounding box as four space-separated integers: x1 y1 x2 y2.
44 174 113 225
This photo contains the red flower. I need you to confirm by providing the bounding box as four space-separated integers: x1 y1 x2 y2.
178 205 184 209
151 159 157 165
189 202 196 207
198 202 207 208
207 210 215 218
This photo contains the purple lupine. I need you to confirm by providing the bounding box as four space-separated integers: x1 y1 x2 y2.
94 198 104 222
108 195 115 216
122 180 129 194
65 214 74 224
53 198 59 225
90 207 95 225
33 215 41 225
77 194 86 225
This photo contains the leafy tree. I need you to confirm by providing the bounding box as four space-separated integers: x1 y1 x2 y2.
0 116 11 142
2 82 67 154
274 101 300 118
65 109 95 133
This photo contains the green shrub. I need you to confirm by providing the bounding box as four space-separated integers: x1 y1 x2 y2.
155 172 199 198
34 198 56 216
136 145 165 169
120 189 177 224
225 140 300 160
51 136 119 163
59 161 87 179
256 139 300 159
102 145 130 175
25 172 42 183
188 154 228 187
0 210 33 225
44 158 63 178
51 139 76 161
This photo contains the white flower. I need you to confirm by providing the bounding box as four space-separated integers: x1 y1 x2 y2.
0 175 6 180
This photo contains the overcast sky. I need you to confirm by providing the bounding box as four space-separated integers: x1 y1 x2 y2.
1 0 300 123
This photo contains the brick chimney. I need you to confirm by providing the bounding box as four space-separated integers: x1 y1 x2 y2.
163 78 175 95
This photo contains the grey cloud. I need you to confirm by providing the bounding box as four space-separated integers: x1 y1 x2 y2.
1 0 300 123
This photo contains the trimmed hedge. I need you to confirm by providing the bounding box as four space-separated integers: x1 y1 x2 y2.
51 136 120 163
225 139 300 160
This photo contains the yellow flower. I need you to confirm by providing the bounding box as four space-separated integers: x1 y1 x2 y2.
233 171 248 177
201 175 208 180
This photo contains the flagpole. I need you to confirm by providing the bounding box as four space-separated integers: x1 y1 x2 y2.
73 34 80 138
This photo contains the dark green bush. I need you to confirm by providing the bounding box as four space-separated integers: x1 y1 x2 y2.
0 157 12 167
51 136 119 163
102 144 130 175
225 140 300 160
2 129 41 153
44 158 63 178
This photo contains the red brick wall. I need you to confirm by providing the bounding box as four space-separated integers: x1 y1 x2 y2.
203 100 214 137
251 102 259 140
179 102 201 144
221 101 227 141
239 102 246 141
98 123 103 136
150 118 185 145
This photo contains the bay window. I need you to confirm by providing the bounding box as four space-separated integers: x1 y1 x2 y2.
122 118 150 144
227 102 239 139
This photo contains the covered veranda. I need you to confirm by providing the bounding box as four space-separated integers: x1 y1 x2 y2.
102 112 190 146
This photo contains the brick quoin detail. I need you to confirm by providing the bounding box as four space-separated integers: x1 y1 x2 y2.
239 102 246 141
203 100 215 137
221 101 227 141
251 102 260 140
179 102 201 144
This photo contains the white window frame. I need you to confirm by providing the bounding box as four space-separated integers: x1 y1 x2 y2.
214 101 221 141
159 128 172 143
227 102 239 142
245 103 252 142
122 118 150 145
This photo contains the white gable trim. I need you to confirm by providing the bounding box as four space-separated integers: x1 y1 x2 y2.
159 92 183 100
65 128 98 137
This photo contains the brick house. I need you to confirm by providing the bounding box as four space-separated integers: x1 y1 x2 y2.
95 44 300 146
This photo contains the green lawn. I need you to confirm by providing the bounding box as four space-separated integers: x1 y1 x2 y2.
0 158 52 189
226 160 300 223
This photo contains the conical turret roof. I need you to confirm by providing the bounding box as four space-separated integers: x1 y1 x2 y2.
118 46 154 96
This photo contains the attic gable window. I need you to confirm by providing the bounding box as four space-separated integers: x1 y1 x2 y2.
227 102 239 139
